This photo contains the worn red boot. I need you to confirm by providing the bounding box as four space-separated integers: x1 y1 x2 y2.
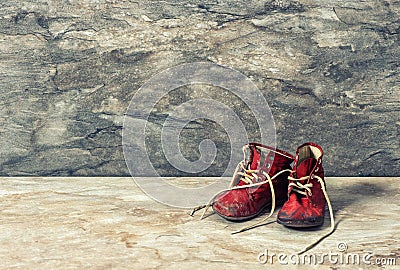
277 142 329 227
193 143 294 222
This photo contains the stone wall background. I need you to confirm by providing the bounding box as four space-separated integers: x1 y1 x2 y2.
0 0 399 176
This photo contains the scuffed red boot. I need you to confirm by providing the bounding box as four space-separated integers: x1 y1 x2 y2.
191 143 294 222
277 142 327 227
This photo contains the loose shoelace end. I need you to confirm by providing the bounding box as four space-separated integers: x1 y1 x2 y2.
189 205 206 217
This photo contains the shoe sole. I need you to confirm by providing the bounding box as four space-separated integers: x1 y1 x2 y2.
276 217 324 228
214 199 287 222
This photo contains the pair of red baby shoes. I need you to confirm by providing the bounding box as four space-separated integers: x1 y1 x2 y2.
191 142 334 253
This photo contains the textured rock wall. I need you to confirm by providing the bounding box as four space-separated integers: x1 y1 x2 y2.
0 0 399 176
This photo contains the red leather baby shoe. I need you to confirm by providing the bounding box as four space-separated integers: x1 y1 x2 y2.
277 142 328 227
205 143 294 221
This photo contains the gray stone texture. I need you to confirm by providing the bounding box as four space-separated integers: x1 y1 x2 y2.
0 0 399 176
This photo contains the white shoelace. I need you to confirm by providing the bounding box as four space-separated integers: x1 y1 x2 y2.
189 164 292 231
190 167 335 254
230 168 293 234
288 173 336 254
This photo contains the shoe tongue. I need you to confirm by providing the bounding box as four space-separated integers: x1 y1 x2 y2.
236 147 263 186
296 158 316 178
250 148 261 170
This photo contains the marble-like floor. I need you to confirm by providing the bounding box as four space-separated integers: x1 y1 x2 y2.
0 177 398 269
